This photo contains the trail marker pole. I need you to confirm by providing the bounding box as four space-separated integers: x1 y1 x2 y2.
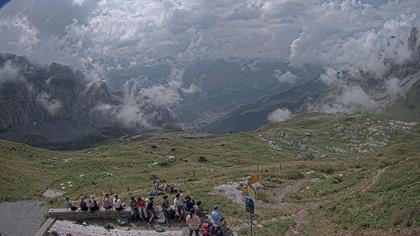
246 170 261 236
246 196 255 236
250 212 254 236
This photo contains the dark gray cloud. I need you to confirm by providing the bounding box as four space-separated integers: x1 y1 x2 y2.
0 0 420 69
0 0 418 72
1 0 419 115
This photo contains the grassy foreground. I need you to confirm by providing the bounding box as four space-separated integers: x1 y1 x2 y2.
0 113 419 235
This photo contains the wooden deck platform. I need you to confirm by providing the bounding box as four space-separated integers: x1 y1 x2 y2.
47 208 132 220
48 220 185 236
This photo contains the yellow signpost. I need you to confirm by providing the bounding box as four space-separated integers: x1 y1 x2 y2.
248 172 262 185
246 171 262 236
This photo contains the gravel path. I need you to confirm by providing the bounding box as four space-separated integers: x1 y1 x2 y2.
361 167 388 193
0 201 46 236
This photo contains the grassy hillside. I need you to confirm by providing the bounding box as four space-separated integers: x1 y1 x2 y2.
0 113 419 235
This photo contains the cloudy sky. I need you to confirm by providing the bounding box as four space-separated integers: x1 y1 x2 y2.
0 0 419 77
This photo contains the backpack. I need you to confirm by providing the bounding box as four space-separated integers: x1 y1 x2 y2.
157 211 166 224
209 225 223 236
202 223 210 236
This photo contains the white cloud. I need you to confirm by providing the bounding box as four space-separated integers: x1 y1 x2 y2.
0 15 39 55
268 108 293 122
1 0 419 77
115 99 154 129
288 1 419 75
0 0 419 120
274 70 299 83
181 83 199 95
0 61 21 85
140 81 182 107
385 77 404 98
72 0 90 6
36 92 62 115
317 85 379 114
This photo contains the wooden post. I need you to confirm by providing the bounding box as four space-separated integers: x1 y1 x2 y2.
250 212 254 236
193 169 196 181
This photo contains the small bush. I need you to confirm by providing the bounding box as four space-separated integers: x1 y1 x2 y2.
159 161 170 167
198 156 208 162
319 165 335 174
332 176 342 184
353 164 362 169
287 170 304 180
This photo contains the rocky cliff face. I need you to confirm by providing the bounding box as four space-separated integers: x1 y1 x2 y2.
0 53 176 149
408 27 420 62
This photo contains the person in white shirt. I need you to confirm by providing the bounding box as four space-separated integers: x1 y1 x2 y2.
174 193 184 222
113 194 123 211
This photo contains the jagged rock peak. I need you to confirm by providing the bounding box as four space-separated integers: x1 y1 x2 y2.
408 27 420 61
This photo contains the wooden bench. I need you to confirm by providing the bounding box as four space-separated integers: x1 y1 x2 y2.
47 208 132 220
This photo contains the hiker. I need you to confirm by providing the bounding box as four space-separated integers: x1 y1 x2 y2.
65 197 77 211
113 195 124 211
186 208 201 236
130 196 140 220
165 183 177 193
146 197 156 224
184 195 195 212
174 193 184 221
209 224 224 236
137 197 147 221
103 193 112 210
201 217 211 236
195 200 206 218
161 195 171 227
89 195 99 213
211 205 225 226
153 179 163 194
79 197 89 211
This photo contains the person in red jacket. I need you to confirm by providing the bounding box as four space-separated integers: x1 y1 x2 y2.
137 197 146 221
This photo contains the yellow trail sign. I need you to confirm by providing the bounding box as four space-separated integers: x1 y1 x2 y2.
248 173 262 184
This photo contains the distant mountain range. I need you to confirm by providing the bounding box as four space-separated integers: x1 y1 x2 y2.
0 53 176 149
1 27 419 149
204 27 420 133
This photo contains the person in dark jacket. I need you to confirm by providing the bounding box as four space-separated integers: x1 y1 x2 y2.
89 195 99 213
161 195 171 227
184 195 195 212
130 196 140 220
79 196 89 211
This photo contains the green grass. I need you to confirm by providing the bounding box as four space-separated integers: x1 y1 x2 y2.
0 113 419 235
238 217 294 236
286 170 305 180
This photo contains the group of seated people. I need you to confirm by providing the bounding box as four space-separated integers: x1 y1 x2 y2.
65 195 99 213
64 192 226 236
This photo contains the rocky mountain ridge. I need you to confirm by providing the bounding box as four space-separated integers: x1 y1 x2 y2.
0 53 176 149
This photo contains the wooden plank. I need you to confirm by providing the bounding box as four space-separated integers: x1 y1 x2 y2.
48 208 132 220
35 218 55 236
48 220 184 236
